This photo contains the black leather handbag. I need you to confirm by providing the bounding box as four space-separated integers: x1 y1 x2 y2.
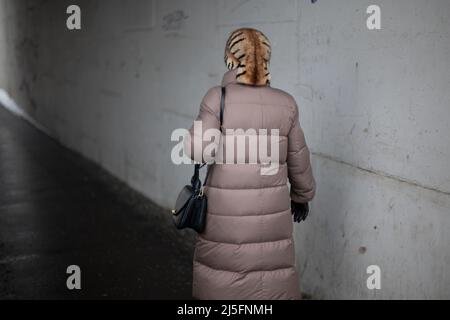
172 86 226 233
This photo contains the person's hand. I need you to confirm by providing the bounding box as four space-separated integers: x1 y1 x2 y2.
291 201 309 223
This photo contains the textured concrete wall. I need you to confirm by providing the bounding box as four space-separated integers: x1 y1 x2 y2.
294 0 450 299
1 0 450 299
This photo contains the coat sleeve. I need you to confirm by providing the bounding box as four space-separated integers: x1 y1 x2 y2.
287 101 316 203
184 87 221 163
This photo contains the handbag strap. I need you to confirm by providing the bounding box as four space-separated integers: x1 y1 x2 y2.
192 86 226 192
220 86 226 132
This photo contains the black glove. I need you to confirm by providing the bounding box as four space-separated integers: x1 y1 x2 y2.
291 201 309 223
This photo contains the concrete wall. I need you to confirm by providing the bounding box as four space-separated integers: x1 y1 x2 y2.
294 0 450 299
1 0 450 299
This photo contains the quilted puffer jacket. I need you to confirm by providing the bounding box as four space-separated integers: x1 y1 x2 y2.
185 68 316 300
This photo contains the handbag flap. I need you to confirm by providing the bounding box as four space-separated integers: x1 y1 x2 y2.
174 185 194 215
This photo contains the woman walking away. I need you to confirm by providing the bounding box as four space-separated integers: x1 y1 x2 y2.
184 28 316 300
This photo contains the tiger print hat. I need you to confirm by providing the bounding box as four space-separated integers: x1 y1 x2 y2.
224 28 271 86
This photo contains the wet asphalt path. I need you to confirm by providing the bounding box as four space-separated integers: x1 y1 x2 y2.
0 106 194 299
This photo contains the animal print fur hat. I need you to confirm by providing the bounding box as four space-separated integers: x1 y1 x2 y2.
224 28 271 86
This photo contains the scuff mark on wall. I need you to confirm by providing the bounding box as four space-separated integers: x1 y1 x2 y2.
162 10 188 31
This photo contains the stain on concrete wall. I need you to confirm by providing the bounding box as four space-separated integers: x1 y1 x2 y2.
162 10 188 31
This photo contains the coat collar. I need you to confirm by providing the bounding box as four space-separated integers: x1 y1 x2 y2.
221 68 270 87
221 69 238 86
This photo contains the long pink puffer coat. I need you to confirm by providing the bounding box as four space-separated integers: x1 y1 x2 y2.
185 69 316 300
